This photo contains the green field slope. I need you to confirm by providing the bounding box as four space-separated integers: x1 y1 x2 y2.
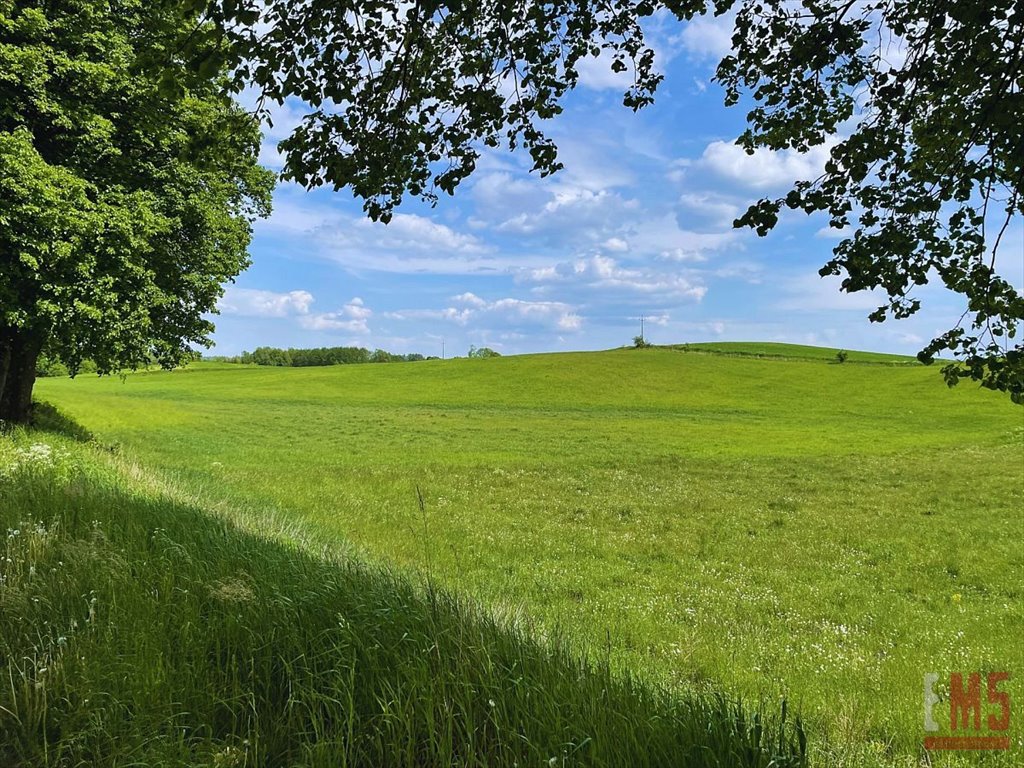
34 346 1024 766
672 341 919 363
0 431 803 767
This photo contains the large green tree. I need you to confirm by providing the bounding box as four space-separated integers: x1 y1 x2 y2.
0 0 273 423
213 0 1022 401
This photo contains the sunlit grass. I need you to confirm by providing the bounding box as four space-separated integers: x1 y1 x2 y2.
0 432 804 767
33 344 1024 766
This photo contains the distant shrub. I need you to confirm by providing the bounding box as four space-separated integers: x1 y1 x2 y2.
36 355 69 378
468 346 501 358
835 349 849 364
633 335 651 349
36 355 99 377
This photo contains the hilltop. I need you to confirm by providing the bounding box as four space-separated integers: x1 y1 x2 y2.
666 341 920 363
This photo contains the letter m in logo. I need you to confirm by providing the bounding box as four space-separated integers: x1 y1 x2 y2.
950 673 982 731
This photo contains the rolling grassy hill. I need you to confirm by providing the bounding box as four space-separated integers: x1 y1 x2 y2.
669 341 920 363
27 344 1024 766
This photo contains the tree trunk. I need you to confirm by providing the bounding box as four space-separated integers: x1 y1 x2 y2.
0 336 11 417
0 331 43 425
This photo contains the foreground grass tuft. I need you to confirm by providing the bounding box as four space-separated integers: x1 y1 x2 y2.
0 431 805 767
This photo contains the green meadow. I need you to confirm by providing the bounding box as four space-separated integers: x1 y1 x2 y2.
1 430 803 767
24 344 1024 765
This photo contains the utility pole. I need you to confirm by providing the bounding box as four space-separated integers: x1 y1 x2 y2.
640 314 645 342
441 338 445 360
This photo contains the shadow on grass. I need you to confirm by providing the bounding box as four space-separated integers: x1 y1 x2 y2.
29 400 95 443
0 437 807 767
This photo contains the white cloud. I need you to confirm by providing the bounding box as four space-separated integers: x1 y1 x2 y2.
891 331 923 345
387 296 584 333
262 98 309 143
991 219 1023 290
385 307 474 324
628 213 739 261
218 286 374 336
543 128 636 192
258 142 285 169
678 193 742 228
219 288 314 317
258 191 487 256
699 139 836 191
666 159 691 183
575 19 683 93
298 297 372 334
659 248 709 263
489 298 581 326
557 313 584 330
353 212 487 255
576 50 634 91
520 254 707 301
451 292 488 308
256 189 528 274
462 132 702 266
711 259 764 284
496 188 640 236
525 266 559 281
471 172 538 211
257 195 340 235
298 315 367 333
250 97 310 170
877 28 910 72
775 273 887 312
462 129 641 250
815 225 854 239
678 13 736 62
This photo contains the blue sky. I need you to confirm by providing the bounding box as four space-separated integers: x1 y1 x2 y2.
212 14 1023 358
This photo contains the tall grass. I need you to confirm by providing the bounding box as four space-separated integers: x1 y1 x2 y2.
0 430 805 767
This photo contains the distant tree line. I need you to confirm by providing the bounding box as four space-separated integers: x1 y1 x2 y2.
36 350 204 378
207 346 433 367
36 356 94 378
38 344 502 375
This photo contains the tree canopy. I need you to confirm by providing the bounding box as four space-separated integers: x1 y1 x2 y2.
0 0 274 422
468 345 501 358
211 0 1022 402
221 345 427 366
